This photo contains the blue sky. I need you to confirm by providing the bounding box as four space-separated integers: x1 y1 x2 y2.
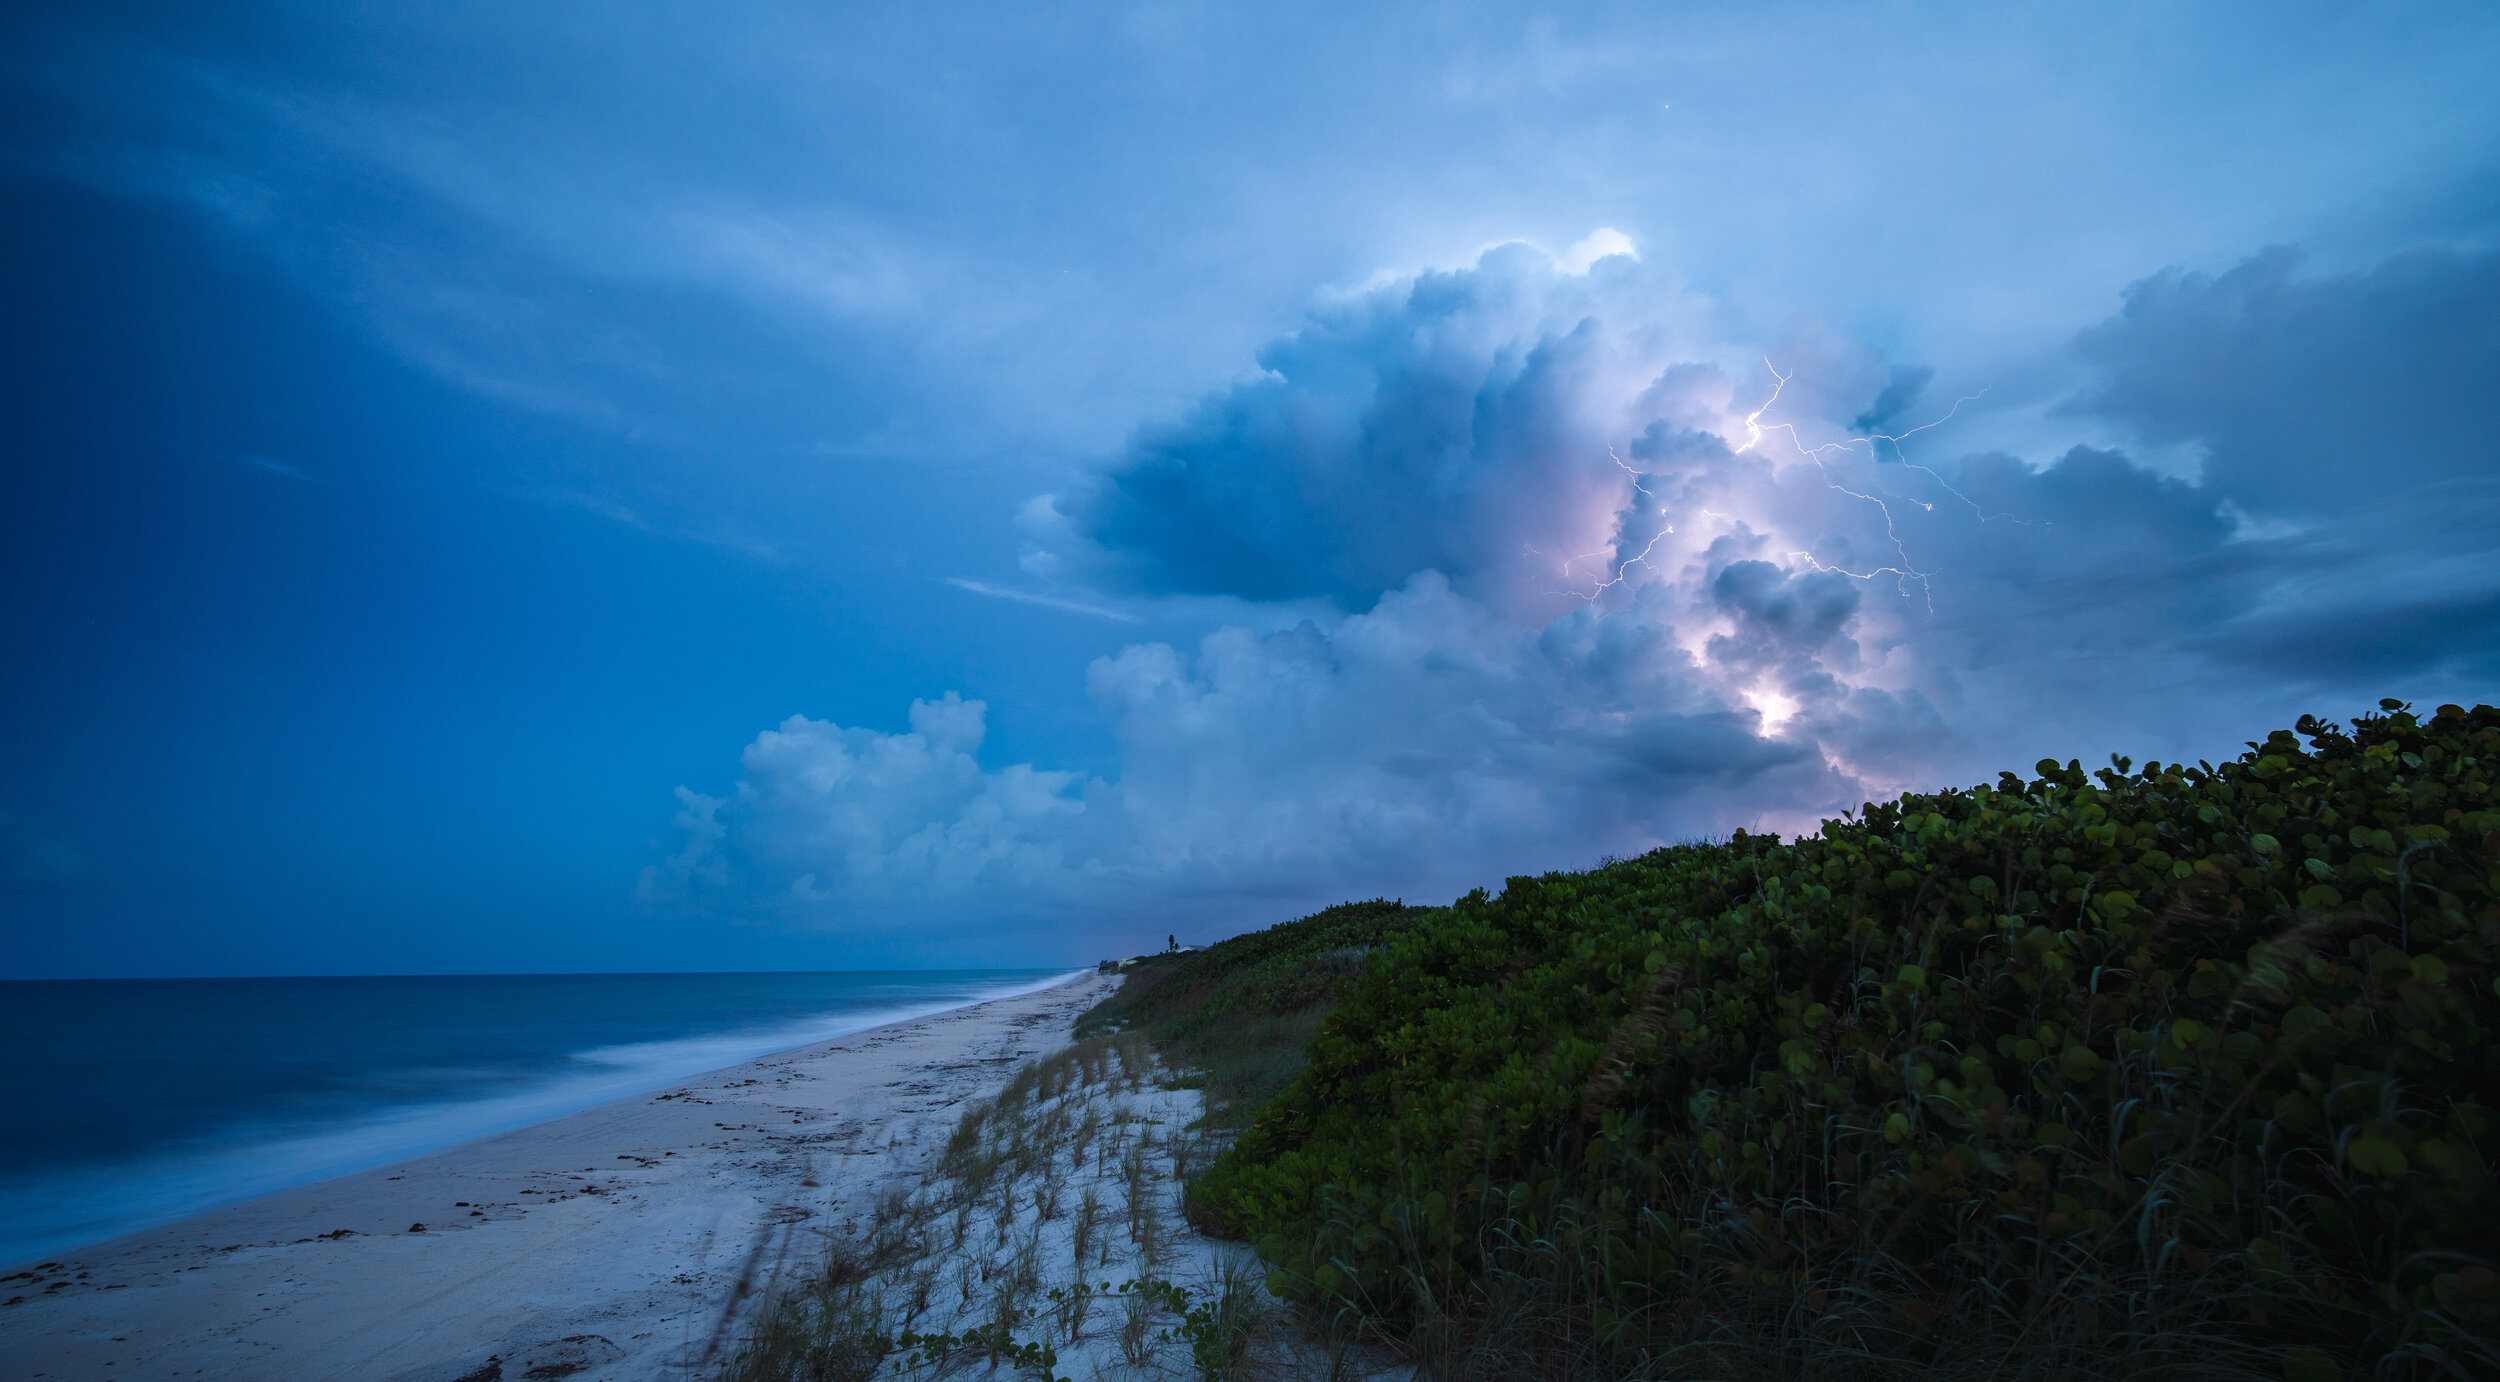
3 1 2496 975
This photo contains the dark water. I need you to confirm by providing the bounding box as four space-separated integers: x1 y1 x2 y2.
0 969 1076 1267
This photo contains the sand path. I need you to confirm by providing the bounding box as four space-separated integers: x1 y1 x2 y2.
0 971 1119 1382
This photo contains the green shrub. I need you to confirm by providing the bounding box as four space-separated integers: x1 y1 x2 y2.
1199 701 2500 1378
1080 898 1438 1046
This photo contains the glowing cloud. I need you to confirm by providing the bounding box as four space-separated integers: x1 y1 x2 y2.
659 241 2500 951
1560 227 1639 274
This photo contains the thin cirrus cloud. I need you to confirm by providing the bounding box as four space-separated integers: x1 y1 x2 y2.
647 239 2500 954
943 579 1140 625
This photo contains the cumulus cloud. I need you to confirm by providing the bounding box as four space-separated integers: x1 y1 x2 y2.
645 575 1853 948
1560 227 1638 274
1023 244 1714 611
658 241 2500 953
645 693 1086 914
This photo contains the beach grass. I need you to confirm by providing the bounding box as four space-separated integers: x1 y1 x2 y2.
721 1027 1265 1382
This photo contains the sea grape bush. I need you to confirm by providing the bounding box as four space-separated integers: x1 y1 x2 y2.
1198 702 2499 1375
1077 899 1435 1046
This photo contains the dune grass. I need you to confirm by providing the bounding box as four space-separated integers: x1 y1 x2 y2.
721 1030 1278 1382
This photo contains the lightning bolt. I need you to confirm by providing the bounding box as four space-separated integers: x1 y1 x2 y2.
1545 362 2026 613
1860 392 2039 528
1543 445 1681 602
1736 364 1938 609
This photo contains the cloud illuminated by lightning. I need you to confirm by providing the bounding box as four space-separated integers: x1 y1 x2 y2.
1736 363 1942 608
1541 444 1678 602
1541 361 2025 617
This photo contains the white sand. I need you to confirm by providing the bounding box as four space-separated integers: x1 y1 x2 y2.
823 1024 1247 1382
0 971 1125 1382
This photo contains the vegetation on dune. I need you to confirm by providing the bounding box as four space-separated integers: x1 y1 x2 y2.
1079 900 1439 1136
721 905 1438 1382
1172 700 2500 1380
729 699 2497 1381
724 1032 1285 1382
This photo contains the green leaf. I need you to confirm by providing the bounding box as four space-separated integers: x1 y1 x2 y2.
2059 1045 2104 1081
2346 1136 2408 1177
2120 1134 2158 1175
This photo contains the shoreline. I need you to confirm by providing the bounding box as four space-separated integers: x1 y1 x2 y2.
1 969 1092 1271
0 970 1121 1381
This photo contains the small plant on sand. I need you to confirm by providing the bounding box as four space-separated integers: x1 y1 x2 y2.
1117 1281 1163 1367
1061 1269 1095 1342
1120 1142 1162 1256
1070 1189 1101 1295
987 1181 1019 1248
720 1247 893 1382
896 1316 1067 1382
723 1030 1233 1381
1169 1255 1275 1382
896 1259 938 1335
1005 1216 1045 1305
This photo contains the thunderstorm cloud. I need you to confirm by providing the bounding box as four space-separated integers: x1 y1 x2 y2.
650 240 2500 950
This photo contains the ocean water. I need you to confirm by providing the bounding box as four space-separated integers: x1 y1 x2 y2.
0 969 1079 1268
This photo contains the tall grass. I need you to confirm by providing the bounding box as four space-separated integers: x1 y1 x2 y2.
718 1028 1252 1381
720 1244 897 1382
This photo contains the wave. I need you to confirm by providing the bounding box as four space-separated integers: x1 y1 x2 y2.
0 969 1085 1268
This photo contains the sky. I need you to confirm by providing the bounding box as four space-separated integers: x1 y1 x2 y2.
2 0 2496 975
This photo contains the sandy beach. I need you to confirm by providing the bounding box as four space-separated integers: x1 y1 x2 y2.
0 971 1122 1382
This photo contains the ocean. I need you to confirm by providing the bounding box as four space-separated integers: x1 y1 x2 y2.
0 969 1079 1268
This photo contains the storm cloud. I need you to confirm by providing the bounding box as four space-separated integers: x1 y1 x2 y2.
654 239 2500 949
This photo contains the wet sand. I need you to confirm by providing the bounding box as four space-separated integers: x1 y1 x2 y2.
0 971 1119 1381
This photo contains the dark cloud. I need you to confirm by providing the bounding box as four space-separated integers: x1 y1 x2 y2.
1852 364 1935 436
1707 558 1862 666
1048 247 1645 611
2201 586 2500 683
2050 245 2500 692
666 242 2500 945
2073 245 2500 515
